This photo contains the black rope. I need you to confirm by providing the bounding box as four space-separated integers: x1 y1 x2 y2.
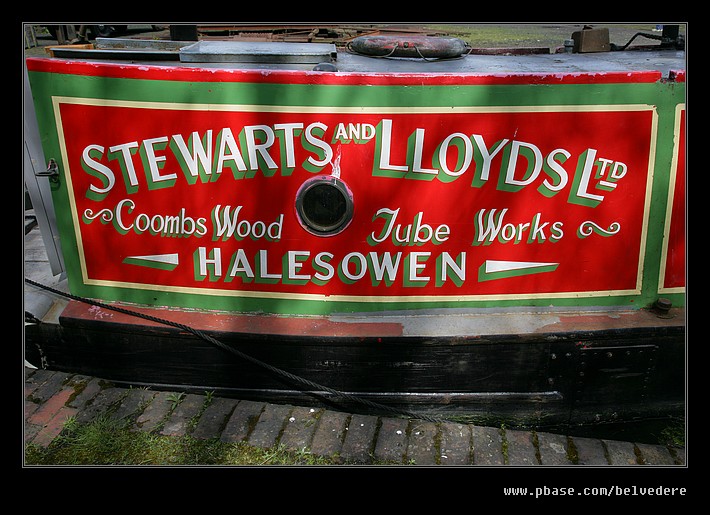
24 277 445 424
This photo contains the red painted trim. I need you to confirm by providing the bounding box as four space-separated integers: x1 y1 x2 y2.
669 69 686 82
26 57 664 86
59 300 404 337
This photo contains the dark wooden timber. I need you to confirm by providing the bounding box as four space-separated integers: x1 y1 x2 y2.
24 300 685 432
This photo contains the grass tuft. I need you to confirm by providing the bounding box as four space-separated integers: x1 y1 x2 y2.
25 414 341 466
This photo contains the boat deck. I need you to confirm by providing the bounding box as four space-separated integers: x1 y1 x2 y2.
43 36 686 77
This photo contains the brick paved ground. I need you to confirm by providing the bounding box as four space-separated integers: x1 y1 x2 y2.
23 367 686 466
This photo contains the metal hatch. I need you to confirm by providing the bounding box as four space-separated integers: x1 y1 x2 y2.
179 40 337 64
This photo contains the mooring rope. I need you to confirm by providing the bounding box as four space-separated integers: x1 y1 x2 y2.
24 277 446 424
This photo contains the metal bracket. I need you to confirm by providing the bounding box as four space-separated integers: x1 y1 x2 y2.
610 25 685 51
35 158 59 182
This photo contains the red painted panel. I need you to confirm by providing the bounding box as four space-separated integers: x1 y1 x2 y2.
661 106 685 290
59 100 654 300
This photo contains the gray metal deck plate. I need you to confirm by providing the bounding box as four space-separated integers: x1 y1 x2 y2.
179 40 337 64
168 48 684 77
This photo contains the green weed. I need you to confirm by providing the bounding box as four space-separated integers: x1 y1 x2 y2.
24 414 342 466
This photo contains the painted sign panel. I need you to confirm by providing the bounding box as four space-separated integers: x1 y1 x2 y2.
659 104 686 293
26 59 683 314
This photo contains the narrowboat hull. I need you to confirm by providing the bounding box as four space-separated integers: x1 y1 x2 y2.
24 28 686 431
23 295 684 430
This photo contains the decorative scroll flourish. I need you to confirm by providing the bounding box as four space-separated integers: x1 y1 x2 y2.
82 208 114 224
577 220 621 238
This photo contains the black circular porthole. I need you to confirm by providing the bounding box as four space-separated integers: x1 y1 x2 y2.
295 176 354 236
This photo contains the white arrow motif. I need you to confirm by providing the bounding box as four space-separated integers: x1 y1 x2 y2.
479 260 559 281
123 253 179 270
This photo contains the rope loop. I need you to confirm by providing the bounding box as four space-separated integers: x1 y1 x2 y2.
347 35 471 61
